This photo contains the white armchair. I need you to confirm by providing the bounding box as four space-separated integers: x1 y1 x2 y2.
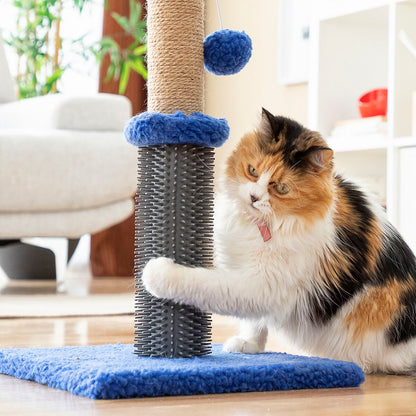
0 35 137 289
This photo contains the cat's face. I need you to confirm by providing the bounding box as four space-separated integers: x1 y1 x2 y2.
225 109 335 226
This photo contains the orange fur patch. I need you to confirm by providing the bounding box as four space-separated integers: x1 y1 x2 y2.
344 279 407 342
318 249 350 289
365 225 384 275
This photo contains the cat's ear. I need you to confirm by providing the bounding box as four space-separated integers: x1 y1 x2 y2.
260 108 282 142
301 146 334 171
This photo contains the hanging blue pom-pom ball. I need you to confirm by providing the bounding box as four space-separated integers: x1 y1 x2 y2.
203 29 252 76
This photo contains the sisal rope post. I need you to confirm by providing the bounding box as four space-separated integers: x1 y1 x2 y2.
147 0 204 114
134 0 213 358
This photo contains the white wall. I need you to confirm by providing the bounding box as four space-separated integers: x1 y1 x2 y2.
205 0 309 175
60 1 103 95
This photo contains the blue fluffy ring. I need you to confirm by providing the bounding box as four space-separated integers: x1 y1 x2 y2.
124 111 230 148
204 29 252 75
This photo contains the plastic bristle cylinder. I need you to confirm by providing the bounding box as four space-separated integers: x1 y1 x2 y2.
134 144 213 358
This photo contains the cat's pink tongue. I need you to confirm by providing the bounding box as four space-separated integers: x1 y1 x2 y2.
256 220 271 242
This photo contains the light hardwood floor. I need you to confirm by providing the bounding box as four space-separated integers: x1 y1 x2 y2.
0 278 415 415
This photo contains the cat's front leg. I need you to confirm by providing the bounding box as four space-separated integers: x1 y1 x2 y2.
140 257 183 300
142 257 272 317
223 319 268 354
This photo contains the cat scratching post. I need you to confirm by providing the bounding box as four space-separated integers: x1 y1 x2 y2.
0 2 365 399
133 0 213 358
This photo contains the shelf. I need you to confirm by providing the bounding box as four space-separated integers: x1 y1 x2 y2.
327 136 416 152
327 133 388 152
309 1 416 227
310 6 389 137
394 136 416 148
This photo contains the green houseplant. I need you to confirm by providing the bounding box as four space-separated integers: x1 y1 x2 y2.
91 0 147 94
6 0 90 98
6 0 146 98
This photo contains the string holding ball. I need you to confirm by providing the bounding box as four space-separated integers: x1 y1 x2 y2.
203 29 252 76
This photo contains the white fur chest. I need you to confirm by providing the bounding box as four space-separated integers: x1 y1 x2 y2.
213 193 327 319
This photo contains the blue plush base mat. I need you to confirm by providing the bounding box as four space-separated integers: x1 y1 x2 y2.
0 344 364 400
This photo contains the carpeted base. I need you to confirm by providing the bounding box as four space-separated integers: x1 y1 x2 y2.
0 344 364 399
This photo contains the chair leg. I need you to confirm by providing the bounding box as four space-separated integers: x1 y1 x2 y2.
68 238 80 263
0 240 56 280
0 238 81 292
25 238 69 292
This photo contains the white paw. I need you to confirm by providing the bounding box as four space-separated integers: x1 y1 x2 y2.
141 257 178 299
223 336 265 354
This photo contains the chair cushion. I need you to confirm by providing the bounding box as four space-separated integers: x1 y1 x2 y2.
0 198 134 238
0 94 132 130
0 129 137 212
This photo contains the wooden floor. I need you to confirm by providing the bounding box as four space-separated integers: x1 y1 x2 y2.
0 278 415 415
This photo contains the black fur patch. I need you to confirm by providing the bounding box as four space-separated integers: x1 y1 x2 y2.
261 108 285 142
277 117 306 166
375 224 416 284
259 112 324 170
308 176 375 324
387 288 416 344
381 226 416 345
279 117 304 145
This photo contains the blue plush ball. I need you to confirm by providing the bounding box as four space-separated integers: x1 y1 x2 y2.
204 29 252 76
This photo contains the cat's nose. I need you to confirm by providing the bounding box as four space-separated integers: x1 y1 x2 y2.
250 194 259 203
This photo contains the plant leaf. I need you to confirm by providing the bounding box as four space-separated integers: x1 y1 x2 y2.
112 12 130 33
105 62 117 82
45 68 65 86
118 62 131 94
129 0 141 26
128 57 147 80
132 26 146 42
133 44 147 55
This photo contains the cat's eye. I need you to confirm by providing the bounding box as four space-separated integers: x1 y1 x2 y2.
274 183 290 195
248 165 258 178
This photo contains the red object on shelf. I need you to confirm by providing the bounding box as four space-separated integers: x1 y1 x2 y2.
358 88 388 118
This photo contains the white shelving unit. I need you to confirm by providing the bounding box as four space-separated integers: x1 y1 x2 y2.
308 0 416 250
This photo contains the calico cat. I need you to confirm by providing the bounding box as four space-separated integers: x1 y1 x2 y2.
142 108 416 374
